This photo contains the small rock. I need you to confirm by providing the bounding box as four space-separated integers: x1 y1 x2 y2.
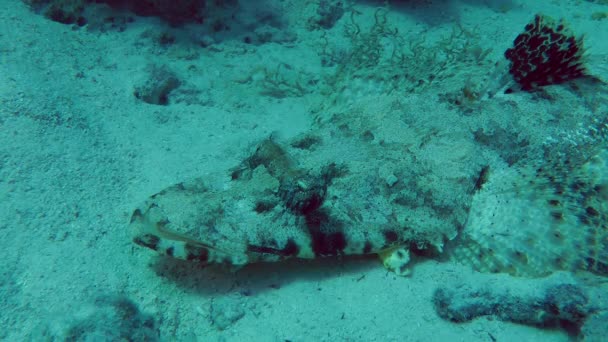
30 295 158 341
209 297 245 331
134 65 181 105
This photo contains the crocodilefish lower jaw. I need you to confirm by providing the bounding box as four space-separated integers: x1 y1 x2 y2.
130 205 250 266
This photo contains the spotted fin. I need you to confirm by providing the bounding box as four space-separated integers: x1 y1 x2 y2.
451 148 608 277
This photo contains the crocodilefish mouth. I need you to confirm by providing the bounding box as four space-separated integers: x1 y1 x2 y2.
129 202 250 266
126 165 324 268
129 195 314 268
130 209 236 265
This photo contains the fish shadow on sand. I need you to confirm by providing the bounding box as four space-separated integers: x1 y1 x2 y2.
149 254 382 296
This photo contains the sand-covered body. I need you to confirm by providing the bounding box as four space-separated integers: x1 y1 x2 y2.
130 91 608 277
130 96 484 275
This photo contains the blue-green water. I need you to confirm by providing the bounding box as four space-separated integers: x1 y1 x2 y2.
1 1 607 341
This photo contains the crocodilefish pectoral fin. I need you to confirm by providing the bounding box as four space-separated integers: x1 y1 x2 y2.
451 147 608 277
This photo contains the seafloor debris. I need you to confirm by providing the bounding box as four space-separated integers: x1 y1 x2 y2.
134 65 181 106
433 272 608 339
31 295 158 341
209 296 246 331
